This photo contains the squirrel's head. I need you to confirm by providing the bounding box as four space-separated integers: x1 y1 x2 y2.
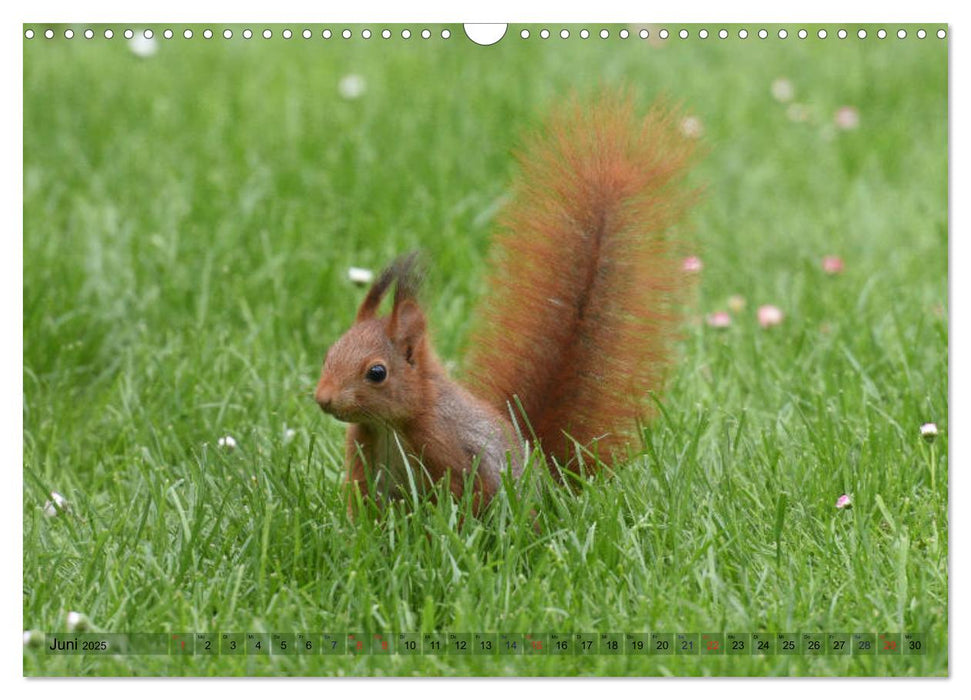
315 253 431 425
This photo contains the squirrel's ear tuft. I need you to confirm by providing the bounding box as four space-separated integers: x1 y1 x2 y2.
391 252 424 306
390 299 426 362
356 265 396 322
355 252 424 323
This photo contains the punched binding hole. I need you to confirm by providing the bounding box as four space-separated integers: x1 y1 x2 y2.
464 24 507 46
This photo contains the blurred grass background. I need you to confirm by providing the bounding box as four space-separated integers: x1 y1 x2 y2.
23 23 947 676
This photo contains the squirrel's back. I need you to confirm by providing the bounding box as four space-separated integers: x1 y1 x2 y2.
463 92 699 473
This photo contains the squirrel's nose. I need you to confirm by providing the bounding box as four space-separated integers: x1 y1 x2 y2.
315 381 335 412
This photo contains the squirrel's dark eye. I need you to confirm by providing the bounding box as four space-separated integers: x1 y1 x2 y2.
365 364 387 383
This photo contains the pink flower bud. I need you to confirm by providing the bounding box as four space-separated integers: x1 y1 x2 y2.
682 256 703 273
822 256 844 275
757 305 784 328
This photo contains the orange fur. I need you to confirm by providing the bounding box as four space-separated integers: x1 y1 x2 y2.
463 92 698 473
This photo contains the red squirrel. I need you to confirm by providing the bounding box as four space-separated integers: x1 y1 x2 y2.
315 93 698 516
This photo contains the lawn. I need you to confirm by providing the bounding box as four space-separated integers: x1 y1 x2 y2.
22 23 947 676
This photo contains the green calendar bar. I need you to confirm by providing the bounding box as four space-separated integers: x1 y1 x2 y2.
35 631 930 655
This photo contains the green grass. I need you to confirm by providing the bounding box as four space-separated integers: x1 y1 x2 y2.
23 23 947 676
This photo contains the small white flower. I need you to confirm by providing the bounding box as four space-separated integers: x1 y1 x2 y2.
217 435 237 450
771 78 795 103
834 106 860 130
679 115 704 139
348 267 374 286
338 74 367 100
43 491 69 517
283 427 297 444
23 630 44 648
129 33 158 58
65 611 90 632
920 423 938 443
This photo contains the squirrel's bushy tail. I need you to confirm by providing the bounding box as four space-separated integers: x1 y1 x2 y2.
464 92 699 473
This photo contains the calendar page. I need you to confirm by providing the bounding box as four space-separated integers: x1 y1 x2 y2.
22 21 948 678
